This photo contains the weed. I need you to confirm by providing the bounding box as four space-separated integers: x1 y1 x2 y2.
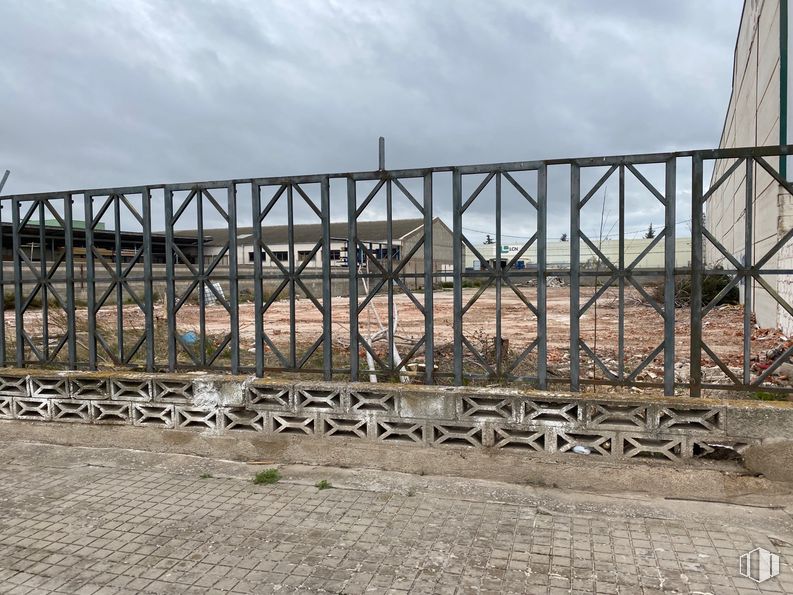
199 472 212 479
749 391 788 401
315 479 332 490
253 468 281 485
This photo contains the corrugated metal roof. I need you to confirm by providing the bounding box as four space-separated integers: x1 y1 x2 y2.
177 218 427 246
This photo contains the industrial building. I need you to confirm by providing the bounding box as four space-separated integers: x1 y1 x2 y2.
707 0 793 332
465 238 692 271
189 217 454 274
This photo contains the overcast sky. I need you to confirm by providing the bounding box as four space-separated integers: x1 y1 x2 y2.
0 1 742 241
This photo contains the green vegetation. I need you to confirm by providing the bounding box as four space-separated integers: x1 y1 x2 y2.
253 468 281 485
315 479 332 490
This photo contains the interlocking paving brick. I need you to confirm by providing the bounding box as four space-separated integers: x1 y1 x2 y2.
0 446 790 593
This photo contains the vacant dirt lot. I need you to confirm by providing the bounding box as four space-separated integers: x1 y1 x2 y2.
12 285 791 394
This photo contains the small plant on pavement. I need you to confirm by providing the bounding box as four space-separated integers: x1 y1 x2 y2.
316 480 331 490
199 472 212 479
253 468 281 485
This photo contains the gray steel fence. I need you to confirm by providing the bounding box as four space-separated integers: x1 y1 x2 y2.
1 145 793 396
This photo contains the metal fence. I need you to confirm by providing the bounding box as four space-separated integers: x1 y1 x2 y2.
1 144 793 397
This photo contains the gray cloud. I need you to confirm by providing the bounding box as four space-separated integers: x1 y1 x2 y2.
0 0 742 240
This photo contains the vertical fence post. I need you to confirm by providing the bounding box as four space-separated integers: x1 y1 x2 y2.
113 194 123 361
286 184 296 369
690 154 704 397
663 159 676 396
321 177 332 380
537 164 548 389
569 165 581 391
0 201 5 367
142 188 155 372
196 189 206 367
386 178 394 378
423 173 434 384
452 169 463 385
617 165 625 382
251 184 264 377
495 172 502 380
347 178 359 381
164 188 177 372
11 198 23 367
38 201 48 362
228 182 240 374
84 193 97 370
743 158 753 385
63 194 76 368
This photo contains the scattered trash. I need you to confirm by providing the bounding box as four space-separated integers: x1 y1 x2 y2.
572 445 591 455
181 330 199 345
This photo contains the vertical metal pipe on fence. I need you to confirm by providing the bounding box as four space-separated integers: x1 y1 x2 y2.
286 184 296 368
663 158 677 395
386 178 394 377
84 194 97 369
142 188 155 372
196 189 206 366
423 173 434 384
536 165 548 389
452 169 463 385
495 172 502 380
690 154 704 397
227 182 240 374
321 177 332 380
251 184 264 377
0 202 5 367
617 165 625 382
569 165 581 391
64 194 76 368
347 178 359 380
38 201 48 362
11 197 23 367
164 188 177 372
743 158 753 385
113 194 123 361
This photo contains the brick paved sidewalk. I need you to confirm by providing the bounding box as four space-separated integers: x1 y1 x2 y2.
0 442 791 594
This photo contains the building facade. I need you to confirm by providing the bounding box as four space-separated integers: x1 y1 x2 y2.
708 0 793 332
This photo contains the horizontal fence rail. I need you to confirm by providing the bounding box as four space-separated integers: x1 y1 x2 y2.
1 145 793 397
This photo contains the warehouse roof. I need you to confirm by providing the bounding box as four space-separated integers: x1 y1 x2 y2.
179 218 432 246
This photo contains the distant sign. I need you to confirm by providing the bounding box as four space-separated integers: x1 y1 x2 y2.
500 245 520 254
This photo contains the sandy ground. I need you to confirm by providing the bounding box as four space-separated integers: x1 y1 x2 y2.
10 286 791 390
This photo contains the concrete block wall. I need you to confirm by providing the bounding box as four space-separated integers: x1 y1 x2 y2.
1 370 790 464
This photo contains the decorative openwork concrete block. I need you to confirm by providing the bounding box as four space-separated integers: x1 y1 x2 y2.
320 414 368 439
29 376 69 399
493 425 546 452
152 379 194 403
13 398 51 421
587 403 649 431
222 409 265 432
51 399 91 423
429 422 485 447
111 379 153 402
91 401 131 424
374 419 425 444
247 385 290 409
0 375 29 398
69 377 110 400
459 394 514 421
295 388 342 411
522 399 580 426
349 390 397 414
132 404 174 427
271 413 315 435
175 407 217 430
